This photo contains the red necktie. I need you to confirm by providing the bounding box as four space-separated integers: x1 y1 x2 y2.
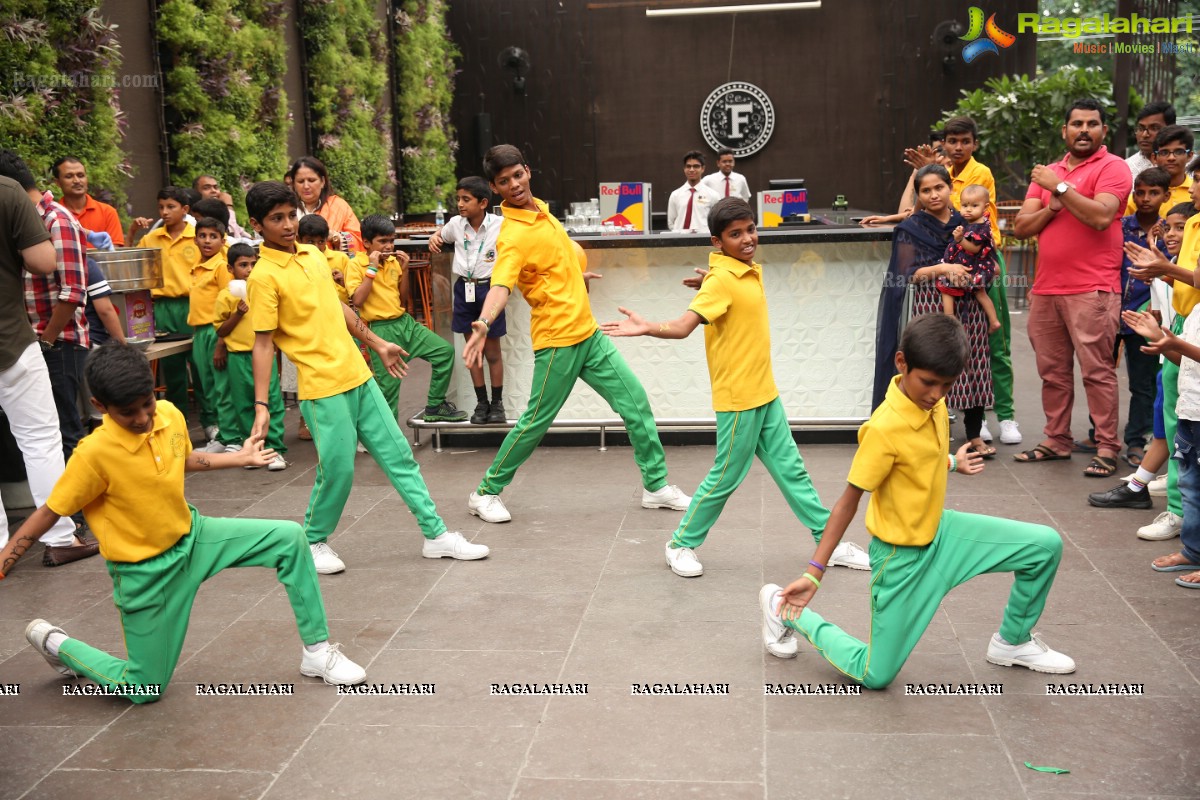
724 176 731 197
683 188 695 229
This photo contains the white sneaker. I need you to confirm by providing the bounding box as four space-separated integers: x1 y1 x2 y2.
224 443 242 454
1148 475 1168 497
468 491 511 523
979 420 992 443
300 643 366 685
985 632 1075 674
642 484 692 510
664 541 703 577
356 441 368 454
998 419 1022 445
829 541 870 570
25 619 79 677
1137 511 1182 541
205 425 219 442
422 530 490 560
267 455 288 471
758 584 798 659
310 542 346 574
202 439 226 453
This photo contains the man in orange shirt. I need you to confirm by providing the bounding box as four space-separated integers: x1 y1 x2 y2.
51 157 124 249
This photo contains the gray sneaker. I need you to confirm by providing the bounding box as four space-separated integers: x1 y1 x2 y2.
424 401 468 422
25 619 79 676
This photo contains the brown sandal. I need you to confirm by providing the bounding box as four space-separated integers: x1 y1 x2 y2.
1013 444 1070 463
1083 455 1118 478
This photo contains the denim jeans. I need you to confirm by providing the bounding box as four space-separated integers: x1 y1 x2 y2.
41 340 88 461
1172 418 1200 565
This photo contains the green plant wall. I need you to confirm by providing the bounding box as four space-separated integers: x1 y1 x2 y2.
394 0 459 214
156 0 289 219
299 0 393 216
940 66 1144 200
0 1 129 214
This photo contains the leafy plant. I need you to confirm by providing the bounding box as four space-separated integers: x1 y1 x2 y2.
394 0 459 214
299 0 393 215
0 0 129 215
156 0 289 219
939 66 1144 199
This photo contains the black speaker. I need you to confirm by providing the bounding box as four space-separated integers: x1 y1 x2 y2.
476 113 492 162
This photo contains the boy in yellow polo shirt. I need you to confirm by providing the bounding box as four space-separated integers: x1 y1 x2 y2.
213 243 287 469
186 216 227 451
1 344 366 701
345 213 467 422
759 314 1075 687
298 214 352 306
462 144 691 524
138 187 205 432
245 182 489 574
603 198 868 581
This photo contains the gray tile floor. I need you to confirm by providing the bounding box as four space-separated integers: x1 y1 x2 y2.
3 314 1199 799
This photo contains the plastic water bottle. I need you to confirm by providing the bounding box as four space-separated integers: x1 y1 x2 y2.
435 201 445 228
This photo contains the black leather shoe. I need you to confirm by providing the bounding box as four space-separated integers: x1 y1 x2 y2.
1087 482 1153 509
42 539 100 567
470 400 489 425
486 401 506 424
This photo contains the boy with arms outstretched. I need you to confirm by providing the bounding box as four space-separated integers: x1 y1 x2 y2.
462 145 690 524
759 314 1075 686
245 182 488 574
603 198 869 579
3 344 366 701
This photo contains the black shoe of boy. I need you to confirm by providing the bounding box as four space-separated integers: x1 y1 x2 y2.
470 400 490 425
424 401 468 422
1087 482 1153 509
486 401 506 424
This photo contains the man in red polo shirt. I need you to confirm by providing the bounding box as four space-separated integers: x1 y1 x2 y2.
1012 99 1132 478
51 157 124 249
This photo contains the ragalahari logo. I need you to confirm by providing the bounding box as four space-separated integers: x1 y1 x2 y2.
960 7 1016 63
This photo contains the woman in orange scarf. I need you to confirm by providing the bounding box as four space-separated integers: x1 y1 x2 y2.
286 156 364 253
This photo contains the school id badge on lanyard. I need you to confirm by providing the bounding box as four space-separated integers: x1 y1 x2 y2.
462 220 490 302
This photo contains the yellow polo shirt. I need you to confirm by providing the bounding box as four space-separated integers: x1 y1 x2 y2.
688 252 778 412
949 157 1001 244
187 251 225 326
491 198 597 350
325 249 351 305
345 252 405 322
47 400 193 563
213 288 254 352
247 243 370 400
1126 174 1194 217
847 375 949 546
1174 212 1200 316
139 223 200 297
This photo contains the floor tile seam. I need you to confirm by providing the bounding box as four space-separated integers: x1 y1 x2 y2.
970 644 1039 800
13 700 139 800
1033 506 1200 688
514 777 768 785
49 767 274 774
506 505 631 800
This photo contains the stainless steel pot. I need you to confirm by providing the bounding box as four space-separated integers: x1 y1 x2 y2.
90 247 163 292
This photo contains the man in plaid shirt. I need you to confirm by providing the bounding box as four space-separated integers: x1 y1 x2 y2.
0 150 98 567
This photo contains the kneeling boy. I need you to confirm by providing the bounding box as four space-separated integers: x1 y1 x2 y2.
760 314 1075 685
1 344 365 702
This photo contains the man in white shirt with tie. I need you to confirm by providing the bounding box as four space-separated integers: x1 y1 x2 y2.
701 147 751 201
667 151 720 234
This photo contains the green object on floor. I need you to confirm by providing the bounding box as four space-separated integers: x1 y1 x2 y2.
1023 762 1069 774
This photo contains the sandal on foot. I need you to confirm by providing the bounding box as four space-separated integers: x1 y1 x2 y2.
1123 446 1145 468
1083 456 1118 478
1176 571 1200 588
1151 553 1200 573
1073 439 1098 454
1013 444 1070 463
971 444 997 459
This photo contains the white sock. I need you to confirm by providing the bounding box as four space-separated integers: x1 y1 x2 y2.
1133 466 1155 486
304 641 329 654
46 631 67 655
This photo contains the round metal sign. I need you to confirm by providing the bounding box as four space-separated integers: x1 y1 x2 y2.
700 81 775 158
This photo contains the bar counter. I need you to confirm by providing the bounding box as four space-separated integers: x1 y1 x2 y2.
396 223 892 431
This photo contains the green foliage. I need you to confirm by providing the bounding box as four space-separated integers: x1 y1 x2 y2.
156 0 289 219
940 67 1144 199
394 0 459 214
0 1 129 214
299 0 393 216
